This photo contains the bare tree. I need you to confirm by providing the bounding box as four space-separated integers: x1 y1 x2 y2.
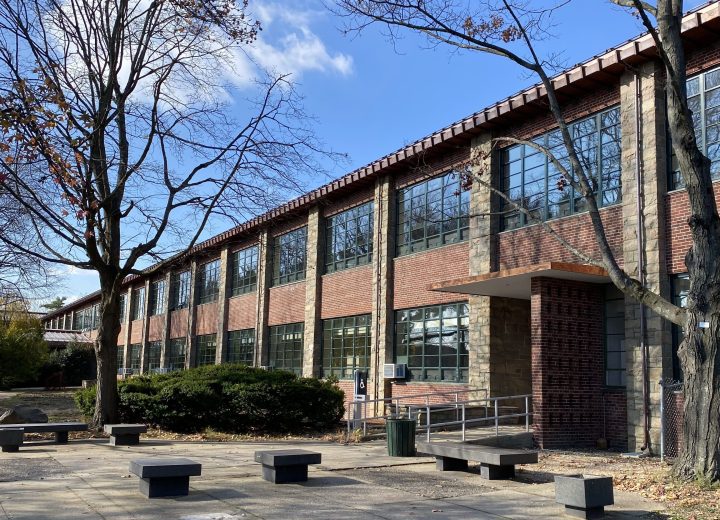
334 0 719 480
0 0 330 426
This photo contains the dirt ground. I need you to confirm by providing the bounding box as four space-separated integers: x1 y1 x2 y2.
1 390 718 519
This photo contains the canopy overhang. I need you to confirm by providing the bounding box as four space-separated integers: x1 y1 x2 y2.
428 262 610 300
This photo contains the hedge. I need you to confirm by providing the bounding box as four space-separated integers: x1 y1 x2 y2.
75 364 345 433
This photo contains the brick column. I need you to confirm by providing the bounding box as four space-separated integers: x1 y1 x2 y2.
620 61 673 452
159 271 172 369
371 175 395 409
531 278 605 448
255 229 272 367
139 279 151 374
215 246 231 364
185 259 198 368
303 206 323 377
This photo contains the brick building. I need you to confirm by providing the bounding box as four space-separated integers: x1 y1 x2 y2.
42 3 720 452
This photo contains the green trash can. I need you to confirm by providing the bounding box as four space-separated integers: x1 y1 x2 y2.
386 418 416 456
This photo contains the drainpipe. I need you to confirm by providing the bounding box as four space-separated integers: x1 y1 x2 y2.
634 71 651 453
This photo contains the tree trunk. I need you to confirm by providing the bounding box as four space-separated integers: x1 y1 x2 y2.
92 285 122 428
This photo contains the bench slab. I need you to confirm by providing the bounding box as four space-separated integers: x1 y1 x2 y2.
104 424 147 446
417 441 537 480
254 449 322 484
0 423 88 444
129 458 202 498
0 428 24 452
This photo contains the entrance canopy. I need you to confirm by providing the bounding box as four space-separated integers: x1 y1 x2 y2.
429 262 609 300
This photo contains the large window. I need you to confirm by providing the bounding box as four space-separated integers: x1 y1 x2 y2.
231 246 258 296
500 106 621 230
325 202 374 273
672 274 689 380
227 329 255 364
169 270 191 310
117 345 125 371
129 343 142 373
167 338 186 371
119 293 127 322
149 279 166 316
604 285 626 387
269 323 304 375
272 227 307 285
395 303 469 382
396 171 470 256
146 341 162 373
197 259 221 304
131 287 145 321
671 67 720 188
322 314 371 379
196 334 217 366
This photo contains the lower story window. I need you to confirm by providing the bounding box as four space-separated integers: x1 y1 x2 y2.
322 314 371 379
167 338 186 371
227 329 255 365
672 274 689 380
196 334 217 366
269 323 304 375
117 346 125 370
395 303 469 382
147 341 162 373
129 344 142 373
604 285 626 387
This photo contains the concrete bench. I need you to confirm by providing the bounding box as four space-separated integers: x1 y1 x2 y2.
0 428 24 452
0 422 88 444
416 441 538 480
254 449 322 483
104 424 147 446
129 458 202 498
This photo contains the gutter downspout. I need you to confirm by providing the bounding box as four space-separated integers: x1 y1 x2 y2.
635 70 652 454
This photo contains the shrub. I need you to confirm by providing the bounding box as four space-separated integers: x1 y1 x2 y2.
0 316 48 389
43 342 96 387
75 365 345 434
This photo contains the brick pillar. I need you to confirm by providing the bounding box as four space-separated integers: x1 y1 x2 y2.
159 271 172 369
371 174 394 409
303 206 323 377
139 279 151 374
620 61 673 452
255 229 272 367
215 246 231 364
185 260 198 368
531 278 605 448
120 286 132 370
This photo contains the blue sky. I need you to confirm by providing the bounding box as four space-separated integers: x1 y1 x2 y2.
52 0 705 306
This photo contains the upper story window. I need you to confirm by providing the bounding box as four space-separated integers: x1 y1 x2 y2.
670 67 720 189
325 202 374 273
149 279 166 316
500 106 621 230
231 246 258 296
396 170 470 256
272 227 307 286
90 303 100 330
119 293 127 322
169 270 190 310
197 259 221 304
130 287 145 321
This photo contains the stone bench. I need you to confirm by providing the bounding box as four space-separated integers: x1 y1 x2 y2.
129 458 202 498
0 428 24 452
254 449 322 483
0 422 88 444
104 424 147 446
416 441 538 480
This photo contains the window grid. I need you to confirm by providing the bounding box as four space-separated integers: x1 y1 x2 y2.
272 227 307 286
500 106 621 230
197 259 221 304
604 285 626 387
325 202 374 273
169 271 190 310
196 334 217 366
119 293 127 322
129 343 142 373
671 66 720 188
396 170 470 256
131 287 145 321
231 247 258 296
117 346 125 371
226 329 255 364
322 314 371 379
395 303 469 382
146 341 162 373
166 338 186 371
269 323 304 375
149 280 166 316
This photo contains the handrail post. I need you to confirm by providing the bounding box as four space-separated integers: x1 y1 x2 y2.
426 405 431 442
659 380 665 462
462 404 466 442
494 398 499 437
525 395 530 432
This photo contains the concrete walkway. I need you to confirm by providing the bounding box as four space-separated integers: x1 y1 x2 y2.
0 438 665 519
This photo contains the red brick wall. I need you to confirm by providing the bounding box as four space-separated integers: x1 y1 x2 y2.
169 309 189 339
603 389 628 451
685 41 720 77
147 316 164 341
498 206 623 269
268 282 306 326
531 277 605 449
389 382 471 405
394 148 471 189
665 182 720 274
129 321 143 344
321 187 374 218
227 293 256 331
195 302 218 335
321 265 373 319
393 242 470 310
